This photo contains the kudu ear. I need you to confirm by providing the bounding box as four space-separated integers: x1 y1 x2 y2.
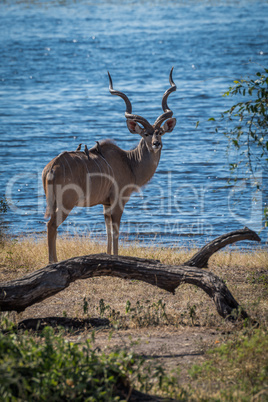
127 119 143 135
162 118 176 134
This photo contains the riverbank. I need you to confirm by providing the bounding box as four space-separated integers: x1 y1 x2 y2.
0 235 267 400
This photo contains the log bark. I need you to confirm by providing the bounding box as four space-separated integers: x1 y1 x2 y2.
0 228 261 320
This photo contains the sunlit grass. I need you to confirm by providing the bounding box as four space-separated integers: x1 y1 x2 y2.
1 233 267 273
0 233 194 273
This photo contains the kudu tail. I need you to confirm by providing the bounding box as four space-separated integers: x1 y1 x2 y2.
44 170 56 218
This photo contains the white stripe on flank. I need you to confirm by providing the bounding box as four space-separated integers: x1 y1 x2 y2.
99 154 115 179
92 157 103 199
63 155 73 179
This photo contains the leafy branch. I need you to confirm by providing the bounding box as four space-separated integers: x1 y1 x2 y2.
0 197 8 214
206 66 268 227
209 66 268 182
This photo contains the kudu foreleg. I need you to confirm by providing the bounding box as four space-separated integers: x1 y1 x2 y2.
103 205 112 255
111 205 124 255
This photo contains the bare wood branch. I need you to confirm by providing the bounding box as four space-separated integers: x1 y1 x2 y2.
0 255 245 320
184 227 261 268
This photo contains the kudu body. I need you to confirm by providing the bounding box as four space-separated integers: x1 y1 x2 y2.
42 69 177 263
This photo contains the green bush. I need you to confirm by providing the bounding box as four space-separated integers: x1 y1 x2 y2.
0 326 138 401
0 322 188 401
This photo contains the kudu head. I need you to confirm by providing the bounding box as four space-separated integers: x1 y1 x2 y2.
108 68 177 153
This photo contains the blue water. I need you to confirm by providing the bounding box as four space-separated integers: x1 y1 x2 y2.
0 0 267 249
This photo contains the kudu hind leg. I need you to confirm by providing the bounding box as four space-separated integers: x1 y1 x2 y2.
47 209 69 263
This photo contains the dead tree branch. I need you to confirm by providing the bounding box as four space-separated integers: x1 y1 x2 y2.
185 226 261 268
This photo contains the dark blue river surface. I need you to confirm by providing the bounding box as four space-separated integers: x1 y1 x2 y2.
0 0 267 249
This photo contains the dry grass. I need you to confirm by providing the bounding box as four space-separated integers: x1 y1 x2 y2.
1 232 267 271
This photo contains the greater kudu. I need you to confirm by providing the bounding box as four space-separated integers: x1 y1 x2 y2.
42 69 177 263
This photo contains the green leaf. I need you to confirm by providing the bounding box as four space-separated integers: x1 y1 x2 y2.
208 117 215 121
195 121 199 129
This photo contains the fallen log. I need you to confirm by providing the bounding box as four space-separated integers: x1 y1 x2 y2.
0 228 261 320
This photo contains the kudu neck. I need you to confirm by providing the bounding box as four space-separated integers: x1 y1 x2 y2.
127 138 161 188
